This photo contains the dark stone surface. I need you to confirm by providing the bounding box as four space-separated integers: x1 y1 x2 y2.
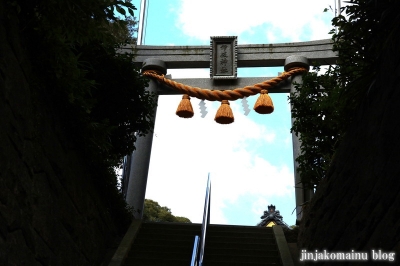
0 3 123 265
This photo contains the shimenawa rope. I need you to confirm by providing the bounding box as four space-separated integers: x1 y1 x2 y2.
142 67 307 124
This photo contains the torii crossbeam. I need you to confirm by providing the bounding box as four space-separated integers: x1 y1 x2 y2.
121 38 338 224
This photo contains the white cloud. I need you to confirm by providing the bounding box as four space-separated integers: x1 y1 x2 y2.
175 0 335 43
146 92 293 224
251 197 269 216
135 0 338 225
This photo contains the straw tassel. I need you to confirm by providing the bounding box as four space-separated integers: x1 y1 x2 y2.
214 100 234 124
176 94 194 118
254 89 274 114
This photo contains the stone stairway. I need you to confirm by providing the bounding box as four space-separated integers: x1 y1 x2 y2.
110 221 292 266
124 222 200 266
204 224 282 266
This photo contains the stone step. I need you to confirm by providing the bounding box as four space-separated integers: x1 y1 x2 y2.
205 241 278 250
201 261 282 266
204 247 279 257
130 243 193 254
122 222 283 266
140 222 274 234
131 238 194 248
208 224 275 233
125 255 281 266
206 234 275 243
127 250 192 260
123 257 191 266
139 222 201 230
138 227 273 239
128 244 279 258
203 253 282 264
134 231 198 240
208 231 274 238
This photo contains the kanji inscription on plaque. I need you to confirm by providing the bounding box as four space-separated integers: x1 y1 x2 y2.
210 36 237 79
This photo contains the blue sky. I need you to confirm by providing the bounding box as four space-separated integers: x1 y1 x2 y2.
130 0 337 226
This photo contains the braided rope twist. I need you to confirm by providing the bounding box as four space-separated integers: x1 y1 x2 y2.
142 67 307 101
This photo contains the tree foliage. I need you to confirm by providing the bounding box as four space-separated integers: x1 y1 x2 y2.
6 0 155 229
12 0 155 165
289 66 346 188
289 0 400 188
143 199 192 223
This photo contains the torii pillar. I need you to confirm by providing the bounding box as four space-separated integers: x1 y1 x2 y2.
123 39 336 220
125 58 166 219
285 55 314 224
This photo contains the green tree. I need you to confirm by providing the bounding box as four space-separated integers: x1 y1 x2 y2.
7 0 155 230
13 0 154 165
143 199 191 223
289 0 400 189
289 66 346 188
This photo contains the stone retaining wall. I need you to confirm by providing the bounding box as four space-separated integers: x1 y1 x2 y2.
0 5 122 266
298 21 400 265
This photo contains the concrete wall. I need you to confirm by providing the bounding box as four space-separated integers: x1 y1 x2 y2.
0 6 123 266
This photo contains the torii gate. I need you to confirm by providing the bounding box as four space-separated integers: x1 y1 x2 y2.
121 38 337 224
